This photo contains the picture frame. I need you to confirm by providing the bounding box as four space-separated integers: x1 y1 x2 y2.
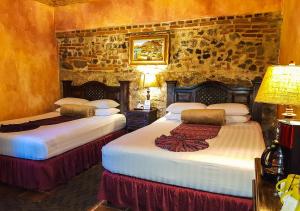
129 34 169 65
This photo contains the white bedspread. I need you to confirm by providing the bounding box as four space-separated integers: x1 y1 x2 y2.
102 117 265 197
0 112 126 160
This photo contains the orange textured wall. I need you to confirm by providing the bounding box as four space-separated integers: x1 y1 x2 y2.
0 0 59 121
280 0 300 64
278 0 300 118
55 0 282 31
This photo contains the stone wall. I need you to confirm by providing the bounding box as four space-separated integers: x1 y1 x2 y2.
57 11 281 130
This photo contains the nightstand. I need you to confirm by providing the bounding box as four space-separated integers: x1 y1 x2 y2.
279 120 300 175
253 158 282 211
126 108 158 131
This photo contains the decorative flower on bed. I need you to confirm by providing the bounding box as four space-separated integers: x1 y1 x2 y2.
155 134 209 152
155 124 221 152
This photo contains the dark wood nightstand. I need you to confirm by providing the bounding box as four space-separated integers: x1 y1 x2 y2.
279 120 300 175
253 158 282 211
126 108 158 131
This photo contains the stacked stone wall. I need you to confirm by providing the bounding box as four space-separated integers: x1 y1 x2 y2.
57 11 281 133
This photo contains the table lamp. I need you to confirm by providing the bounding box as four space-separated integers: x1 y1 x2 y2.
255 64 300 118
255 64 300 180
142 73 158 110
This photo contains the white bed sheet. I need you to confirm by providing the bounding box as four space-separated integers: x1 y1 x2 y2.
102 117 265 197
0 112 126 160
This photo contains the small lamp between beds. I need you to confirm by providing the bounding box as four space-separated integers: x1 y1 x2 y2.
142 73 159 110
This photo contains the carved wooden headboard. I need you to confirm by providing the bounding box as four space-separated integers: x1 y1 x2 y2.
166 77 262 123
62 80 130 114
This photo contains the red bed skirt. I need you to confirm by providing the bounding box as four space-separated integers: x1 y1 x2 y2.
0 130 126 191
99 170 253 211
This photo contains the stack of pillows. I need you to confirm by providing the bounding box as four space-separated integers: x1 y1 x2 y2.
54 97 120 118
166 102 251 125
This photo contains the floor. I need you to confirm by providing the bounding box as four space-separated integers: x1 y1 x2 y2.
0 165 127 211
91 201 128 211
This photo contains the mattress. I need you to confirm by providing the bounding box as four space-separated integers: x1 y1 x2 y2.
102 117 265 197
0 112 126 160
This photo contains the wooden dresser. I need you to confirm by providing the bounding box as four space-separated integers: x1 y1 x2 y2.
253 158 282 211
125 108 158 131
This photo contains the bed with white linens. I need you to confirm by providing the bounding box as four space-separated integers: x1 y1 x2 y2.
0 80 129 191
0 112 125 160
99 79 265 211
103 116 264 198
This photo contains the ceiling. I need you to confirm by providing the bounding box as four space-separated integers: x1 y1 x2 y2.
35 0 92 6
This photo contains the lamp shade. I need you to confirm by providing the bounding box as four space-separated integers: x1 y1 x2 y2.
255 65 300 105
143 73 158 88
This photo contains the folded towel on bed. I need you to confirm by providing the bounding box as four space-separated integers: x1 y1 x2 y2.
171 123 221 140
155 134 209 152
181 109 225 125
155 124 221 152
0 116 81 133
60 104 95 118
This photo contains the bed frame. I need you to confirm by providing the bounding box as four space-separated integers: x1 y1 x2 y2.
166 77 262 123
0 80 130 191
62 80 130 113
98 78 262 211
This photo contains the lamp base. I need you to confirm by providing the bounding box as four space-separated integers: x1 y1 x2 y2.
144 100 151 110
146 88 150 100
282 105 296 118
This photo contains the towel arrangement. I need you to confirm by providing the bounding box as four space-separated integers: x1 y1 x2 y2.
155 123 221 152
0 116 81 133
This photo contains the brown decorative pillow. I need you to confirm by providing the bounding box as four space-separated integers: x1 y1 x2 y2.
60 104 95 118
181 109 225 125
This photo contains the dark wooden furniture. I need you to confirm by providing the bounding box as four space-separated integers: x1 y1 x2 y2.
126 108 158 131
62 80 130 113
253 158 282 211
166 77 262 123
278 120 300 175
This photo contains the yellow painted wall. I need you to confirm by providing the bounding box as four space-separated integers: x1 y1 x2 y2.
55 0 282 31
278 0 300 118
280 0 300 64
0 0 59 121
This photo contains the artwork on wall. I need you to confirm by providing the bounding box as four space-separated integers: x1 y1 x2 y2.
129 34 169 65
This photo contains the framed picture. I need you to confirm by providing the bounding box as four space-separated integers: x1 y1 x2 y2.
129 34 169 65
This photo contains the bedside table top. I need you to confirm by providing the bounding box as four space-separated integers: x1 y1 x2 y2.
279 119 300 126
254 158 282 211
129 108 158 113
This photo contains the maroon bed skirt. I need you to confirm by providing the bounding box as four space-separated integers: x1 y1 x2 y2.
0 130 126 191
99 170 253 211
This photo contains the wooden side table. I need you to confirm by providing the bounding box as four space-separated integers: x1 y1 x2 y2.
126 108 158 131
253 158 282 211
279 120 300 175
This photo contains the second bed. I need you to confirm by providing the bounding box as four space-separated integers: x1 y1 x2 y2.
99 79 265 211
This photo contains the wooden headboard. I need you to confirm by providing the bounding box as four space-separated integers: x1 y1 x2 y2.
166 77 262 123
62 80 130 114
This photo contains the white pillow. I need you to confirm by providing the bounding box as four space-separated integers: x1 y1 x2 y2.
166 102 207 114
55 97 89 106
225 115 251 124
85 99 119 109
95 108 120 116
207 103 249 116
165 112 181 121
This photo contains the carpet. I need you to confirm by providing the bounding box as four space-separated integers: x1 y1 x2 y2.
0 165 124 211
